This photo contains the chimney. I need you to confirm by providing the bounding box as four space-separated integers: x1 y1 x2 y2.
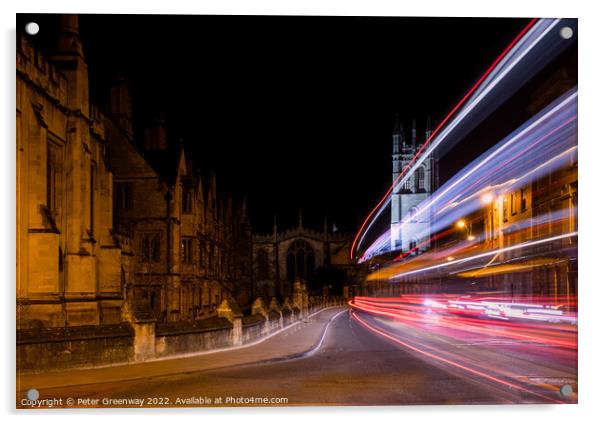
109 76 133 139
144 117 167 150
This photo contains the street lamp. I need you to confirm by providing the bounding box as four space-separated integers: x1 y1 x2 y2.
481 192 494 205
456 218 474 240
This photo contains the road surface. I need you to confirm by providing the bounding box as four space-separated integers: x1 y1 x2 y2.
17 307 576 407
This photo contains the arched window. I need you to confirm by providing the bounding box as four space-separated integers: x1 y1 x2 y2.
409 206 419 223
402 176 413 192
257 248 269 280
415 166 425 192
286 239 315 281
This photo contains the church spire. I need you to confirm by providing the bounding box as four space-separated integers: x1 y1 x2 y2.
411 118 417 149
298 209 303 228
393 113 402 135
425 115 433 143
393 114 405 154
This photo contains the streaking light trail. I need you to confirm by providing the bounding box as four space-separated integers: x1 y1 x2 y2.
349 295 577 403
351 311 570 403
360 88 577 261
352 18 577 260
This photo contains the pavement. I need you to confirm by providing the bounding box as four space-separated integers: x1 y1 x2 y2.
17 306 347 393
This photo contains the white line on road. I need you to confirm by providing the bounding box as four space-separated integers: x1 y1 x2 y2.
300 309 349 357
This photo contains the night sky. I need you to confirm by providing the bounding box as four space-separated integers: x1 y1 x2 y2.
18 14 533 234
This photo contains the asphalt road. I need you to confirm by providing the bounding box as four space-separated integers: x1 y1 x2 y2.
20 308 576 407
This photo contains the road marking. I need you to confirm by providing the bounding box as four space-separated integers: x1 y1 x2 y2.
142 306 348 363
300 309 349 357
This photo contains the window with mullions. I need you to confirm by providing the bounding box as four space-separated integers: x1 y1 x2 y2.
286 239 315 281
199 240 205 267
511 192 517 215
114 183 132 210
140 233 161 262
89 162 97 236
181 238 193 263
520 188 527 212
415 166 425 192
182 188 193 214
46 139 63 218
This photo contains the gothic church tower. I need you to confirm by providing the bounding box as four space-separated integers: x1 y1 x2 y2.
390 116 435 253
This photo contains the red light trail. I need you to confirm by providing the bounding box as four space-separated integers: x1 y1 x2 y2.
350 18 538 260
350 302 574 403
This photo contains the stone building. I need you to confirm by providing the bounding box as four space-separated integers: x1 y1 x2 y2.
17 15 253 330
106 100 253 323
16 16 131 328
252 213 355 298
390 116 437 253
480 71 578 303
478 149 577 304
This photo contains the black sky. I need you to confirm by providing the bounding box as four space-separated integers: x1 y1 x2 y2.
18 14 533 234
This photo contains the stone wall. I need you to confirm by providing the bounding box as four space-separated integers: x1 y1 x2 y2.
17 296 346 374
241 314 266 343
17 324 135 373
155 317 233 357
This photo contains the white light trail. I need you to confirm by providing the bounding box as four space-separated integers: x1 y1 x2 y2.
389 232 577 280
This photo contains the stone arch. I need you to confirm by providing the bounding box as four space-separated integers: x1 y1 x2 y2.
409 206 419 223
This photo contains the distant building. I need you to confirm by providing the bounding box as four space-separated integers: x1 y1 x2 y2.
252 213 356 298
390 116 437 253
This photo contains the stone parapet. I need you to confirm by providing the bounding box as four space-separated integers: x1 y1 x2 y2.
17 296 344 373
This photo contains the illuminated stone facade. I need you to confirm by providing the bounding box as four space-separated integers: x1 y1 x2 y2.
107 114 253 322
390 117 436 253
17 15 253 330
16 16 130 328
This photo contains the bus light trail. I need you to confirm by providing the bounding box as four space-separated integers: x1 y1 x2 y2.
350 18 538 260
360 88 577 261
388 232 577 280
352 18 577 260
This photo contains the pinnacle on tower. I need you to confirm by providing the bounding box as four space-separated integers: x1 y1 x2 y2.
425 115 433 143
393 113 402 135
393 114 405 154
411 118 417 149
